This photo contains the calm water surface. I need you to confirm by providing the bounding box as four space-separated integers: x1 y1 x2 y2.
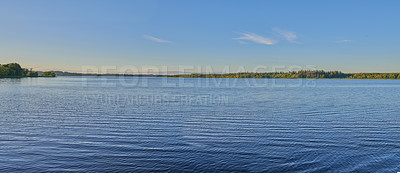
1 77 400 172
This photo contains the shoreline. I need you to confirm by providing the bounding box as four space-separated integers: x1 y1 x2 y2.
14 75 399 80
0 76 56 79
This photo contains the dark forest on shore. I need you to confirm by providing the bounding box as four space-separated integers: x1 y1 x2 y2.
2 63 400 79
168 70 400 79
0 63 55 78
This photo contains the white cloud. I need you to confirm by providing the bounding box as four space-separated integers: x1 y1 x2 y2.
233 33 277 45
273 28 299 43
144 35 172 43
336 40 353 43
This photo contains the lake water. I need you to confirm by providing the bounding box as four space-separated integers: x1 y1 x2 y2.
1 77 400 172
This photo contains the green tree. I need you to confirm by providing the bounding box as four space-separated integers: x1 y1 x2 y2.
42 71 56 77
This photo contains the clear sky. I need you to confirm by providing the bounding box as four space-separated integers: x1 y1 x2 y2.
0 0 399 73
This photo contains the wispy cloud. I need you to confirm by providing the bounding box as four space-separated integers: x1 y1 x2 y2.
273 28 299 44
336 40 353 43
233 33 277 45
144 35 172 43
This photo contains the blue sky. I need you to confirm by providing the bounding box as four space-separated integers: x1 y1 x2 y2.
0 0 399 73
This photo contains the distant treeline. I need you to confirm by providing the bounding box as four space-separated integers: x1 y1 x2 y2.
0 63 56 78
168 70 400 79
2 63 399 79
